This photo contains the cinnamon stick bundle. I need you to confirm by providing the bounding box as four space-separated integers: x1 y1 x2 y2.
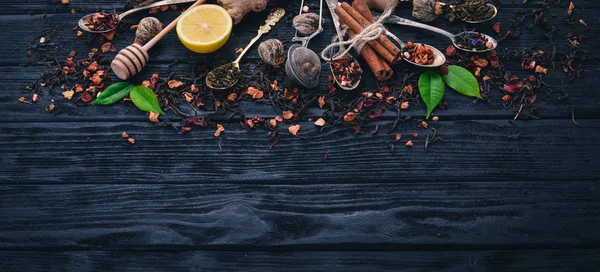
348 29 393 81
352 0 375 22
334 5 398 64
341 2 401 59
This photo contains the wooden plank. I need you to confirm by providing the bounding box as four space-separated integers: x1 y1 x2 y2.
1 6 598 66
0 119 597 183
0 181 598 248
0 249 599 271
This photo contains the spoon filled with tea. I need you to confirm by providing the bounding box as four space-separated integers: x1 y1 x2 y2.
382 15 497 53
206 8 286 90
436 0 498 24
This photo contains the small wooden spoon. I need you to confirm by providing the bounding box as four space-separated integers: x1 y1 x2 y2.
111 0 206 80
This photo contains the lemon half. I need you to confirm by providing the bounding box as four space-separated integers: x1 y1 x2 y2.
176 4 233 53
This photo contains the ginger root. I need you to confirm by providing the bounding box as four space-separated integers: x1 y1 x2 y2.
365 0 398 11
218 0 269 25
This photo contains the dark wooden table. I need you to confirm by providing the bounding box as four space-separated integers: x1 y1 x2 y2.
1 0 599 270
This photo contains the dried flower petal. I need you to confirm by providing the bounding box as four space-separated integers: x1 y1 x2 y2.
314 118 326 127
227 93 237 102
269 119 277 128
275 116 283 122
288 125 300 136
122 132 129 138
405 140 413 147
493 22 500 33
62 90 74 100
48 104 55 111
148 112 160 123
214 124 225 137
283 111 294 120
168 80 184 89
270 80 279 91
318 96 325 108
343 112 355 122
190 84 199 93
18 97 26 103
247 87 263 99
245 119 255 129
395 134 401 141
87 61 99 72
100 42 116 53
400 101 409 110
535 65 548 74
432 116 439 121
128 138 135 144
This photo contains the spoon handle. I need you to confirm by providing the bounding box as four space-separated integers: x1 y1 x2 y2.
119 0 198 19
142 0 206 51
383 15 456 41
233 8 285 65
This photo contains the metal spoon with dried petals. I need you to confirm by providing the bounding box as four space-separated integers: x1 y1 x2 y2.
78 0 196 33
325 0 362 90
206 8 286 90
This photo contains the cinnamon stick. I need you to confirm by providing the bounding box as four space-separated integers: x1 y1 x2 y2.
348 29 392 81
341 2 401 60
335 5 397 64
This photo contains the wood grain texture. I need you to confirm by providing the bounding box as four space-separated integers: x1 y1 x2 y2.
0 119 598 183
0 182 598 248
1 249 599 271
1 1 600 269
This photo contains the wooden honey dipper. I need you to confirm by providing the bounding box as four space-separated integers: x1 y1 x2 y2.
111 0 207 80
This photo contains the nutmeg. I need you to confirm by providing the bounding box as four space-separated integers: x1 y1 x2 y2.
292 13 320 36
258 39 285 68
135 17 162 45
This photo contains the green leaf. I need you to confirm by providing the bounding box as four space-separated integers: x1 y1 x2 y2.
130 85 166 115
418 71 445 119
442 65 482 99
92 82 132 105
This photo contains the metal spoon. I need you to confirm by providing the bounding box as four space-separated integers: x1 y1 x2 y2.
382 15 498 53
325 0 362 90
206 8 286 90
78 0 196 33
437 2 498 24
285 0 324 89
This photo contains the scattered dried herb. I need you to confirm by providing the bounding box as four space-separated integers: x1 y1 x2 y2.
454 32 493 51
85 12 120 31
